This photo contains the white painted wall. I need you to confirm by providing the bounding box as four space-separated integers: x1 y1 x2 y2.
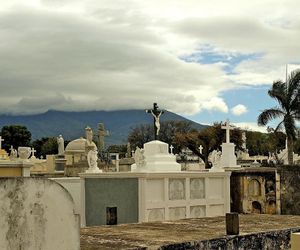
50 177 81 215
138 172 231 222
0 178 80 250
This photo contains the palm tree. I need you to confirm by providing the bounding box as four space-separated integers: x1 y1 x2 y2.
257 69 300 165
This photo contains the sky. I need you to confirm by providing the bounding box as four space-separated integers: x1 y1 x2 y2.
0 0 300 132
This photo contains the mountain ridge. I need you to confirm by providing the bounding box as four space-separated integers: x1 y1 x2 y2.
0 110 206 145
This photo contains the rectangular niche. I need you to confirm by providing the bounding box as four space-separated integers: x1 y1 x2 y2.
190 178 205 199
169 207 186 220
190 206 206 218
147 208 165 222
208 178 224 199
146 179 164 202
169 178 185 200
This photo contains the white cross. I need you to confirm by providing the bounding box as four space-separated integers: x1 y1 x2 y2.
170 145 174 154
31 148 36 157
10 145 14 152
0 136 4 149
221 119 233 143
198 145 203 154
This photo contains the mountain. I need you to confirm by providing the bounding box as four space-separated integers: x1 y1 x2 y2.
0 110 206 145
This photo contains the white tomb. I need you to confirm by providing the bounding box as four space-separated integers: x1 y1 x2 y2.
80 139 231 226
219 119 240 169
131 140 181 172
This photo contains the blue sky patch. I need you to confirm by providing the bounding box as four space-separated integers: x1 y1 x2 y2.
180 49 263 74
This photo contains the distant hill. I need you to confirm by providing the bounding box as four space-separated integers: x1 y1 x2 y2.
0 110 207 145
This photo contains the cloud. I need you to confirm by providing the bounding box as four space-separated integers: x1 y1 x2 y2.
201 97 229 113
232 122 267 133
231 104 248 116
0 0 300 117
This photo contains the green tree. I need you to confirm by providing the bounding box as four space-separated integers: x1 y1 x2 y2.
176 123 242 168
128 120 194 154
31 137 58 158
258 70 300 165
1 125 31 151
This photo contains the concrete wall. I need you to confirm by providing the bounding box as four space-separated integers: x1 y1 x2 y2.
278 165 300 215
50 177 81 215
81 171 231 226
0 178 80 250
84 178 139 226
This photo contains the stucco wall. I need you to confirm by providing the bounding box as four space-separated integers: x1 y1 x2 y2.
0 177 80 250
50 177 81 215
85 178 139 226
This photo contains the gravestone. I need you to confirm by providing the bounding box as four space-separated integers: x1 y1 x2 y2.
219 119 240 169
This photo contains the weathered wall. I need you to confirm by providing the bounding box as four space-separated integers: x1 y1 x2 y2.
230 168 276 214
0 178 80 250
278 165 300 215
85 178 138 226
159 228 300 250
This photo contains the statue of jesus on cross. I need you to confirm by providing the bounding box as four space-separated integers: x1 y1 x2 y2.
146 103 164 140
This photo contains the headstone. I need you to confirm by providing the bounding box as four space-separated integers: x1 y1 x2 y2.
219 119 240 168
199 145 203 154
170 145 174 154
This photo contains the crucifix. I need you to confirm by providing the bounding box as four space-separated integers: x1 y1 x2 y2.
146 103 164 140
221 119 233 143
0 136 4 149
170 145 174 154
198 145 203 154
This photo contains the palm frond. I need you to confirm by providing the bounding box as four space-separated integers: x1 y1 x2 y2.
257 107 285 126
268 81 288 110
284 114 297 140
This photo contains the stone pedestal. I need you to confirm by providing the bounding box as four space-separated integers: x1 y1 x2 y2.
55 155 67 171
220 143 240 168
131 140 181 172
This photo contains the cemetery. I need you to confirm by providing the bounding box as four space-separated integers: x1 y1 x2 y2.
0 102 299 249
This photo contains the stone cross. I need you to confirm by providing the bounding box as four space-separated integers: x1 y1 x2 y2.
170 145 174 154
0 136 4 149
146 103 164 140
31 148 36 157
221 119 234 143
97 123 109 153
199 145 203 154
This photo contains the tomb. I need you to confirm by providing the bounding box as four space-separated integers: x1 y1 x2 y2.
79 104 231 226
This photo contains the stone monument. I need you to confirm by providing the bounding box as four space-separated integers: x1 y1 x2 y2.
86 148 102 173
97 123 108 154
55 134 67 171
219 119 240 168
130 103 180 172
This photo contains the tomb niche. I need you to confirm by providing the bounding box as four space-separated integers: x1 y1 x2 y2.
248 179 261 196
